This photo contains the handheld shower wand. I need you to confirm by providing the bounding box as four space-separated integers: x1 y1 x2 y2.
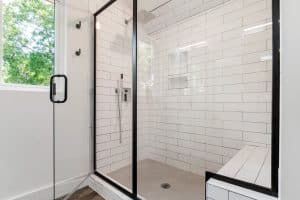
116 74 123 144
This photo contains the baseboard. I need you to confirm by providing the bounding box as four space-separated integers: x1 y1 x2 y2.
5 174 90 200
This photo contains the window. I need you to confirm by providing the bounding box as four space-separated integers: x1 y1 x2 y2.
0 0 54 86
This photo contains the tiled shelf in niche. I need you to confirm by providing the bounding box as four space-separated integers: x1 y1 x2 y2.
168 75 188 89
168 51 188 75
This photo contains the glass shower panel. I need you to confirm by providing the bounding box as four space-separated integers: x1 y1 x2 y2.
95 0 133 191
53 0 92 199
137 0 273 199
0 0 54 199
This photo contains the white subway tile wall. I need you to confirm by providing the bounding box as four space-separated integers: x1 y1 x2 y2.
138 0 272 175
95 0 273 180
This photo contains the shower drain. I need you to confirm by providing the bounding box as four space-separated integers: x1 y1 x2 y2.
160 183 171 189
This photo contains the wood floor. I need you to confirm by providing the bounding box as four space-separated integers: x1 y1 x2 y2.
56 187 104 200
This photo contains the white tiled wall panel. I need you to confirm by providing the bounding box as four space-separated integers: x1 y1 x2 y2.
94 0 273 179
138 0 272 175
207 184 229 200
206 180 277 200
229 192 255 200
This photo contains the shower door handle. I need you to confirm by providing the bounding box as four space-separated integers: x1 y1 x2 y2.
50 74 68 103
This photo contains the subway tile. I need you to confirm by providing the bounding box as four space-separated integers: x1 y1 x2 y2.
207 184 229 200
243 82 267 93
223 138 244 149
244 131 270 144
243 122 267 133
224 102 267 112
243 71 272 83
206 111 242 121
243 112 271 123
243 92 271 102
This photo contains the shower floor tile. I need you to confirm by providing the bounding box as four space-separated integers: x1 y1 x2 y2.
108 159 205 200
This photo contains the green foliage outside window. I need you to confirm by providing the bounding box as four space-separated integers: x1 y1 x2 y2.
2 0 54 86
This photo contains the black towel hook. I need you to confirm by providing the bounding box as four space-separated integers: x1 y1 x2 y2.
76 21 81 29
75 49 81 56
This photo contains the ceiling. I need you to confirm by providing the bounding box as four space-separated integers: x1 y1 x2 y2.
139 0 231 34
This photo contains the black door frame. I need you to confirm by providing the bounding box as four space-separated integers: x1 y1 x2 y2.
93 0 280 199
93 0 138 199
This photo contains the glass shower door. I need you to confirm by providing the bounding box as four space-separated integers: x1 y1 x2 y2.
52 0 92 199
0 0 54 199
94 0 133 194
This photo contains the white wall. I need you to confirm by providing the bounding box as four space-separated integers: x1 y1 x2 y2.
280 0 300 199
0 89 53 200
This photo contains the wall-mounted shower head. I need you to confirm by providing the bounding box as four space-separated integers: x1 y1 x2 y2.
124 0 175 25
125 10 157 25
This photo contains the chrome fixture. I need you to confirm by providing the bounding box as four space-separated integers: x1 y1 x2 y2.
116 74 124 144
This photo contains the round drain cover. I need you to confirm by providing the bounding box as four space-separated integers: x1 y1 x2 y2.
161 183 171 189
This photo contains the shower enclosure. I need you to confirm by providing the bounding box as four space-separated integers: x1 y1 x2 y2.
94 0 280 199
0 0 279 199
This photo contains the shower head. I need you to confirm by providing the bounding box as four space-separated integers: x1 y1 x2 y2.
125 9 156 25
138 10 157 24
125 0 175 25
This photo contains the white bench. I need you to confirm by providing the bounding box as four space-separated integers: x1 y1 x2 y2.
206 146 276 200
218 146 271 188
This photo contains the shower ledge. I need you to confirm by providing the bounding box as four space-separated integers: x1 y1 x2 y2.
206 145 276 200
218 146 271 188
